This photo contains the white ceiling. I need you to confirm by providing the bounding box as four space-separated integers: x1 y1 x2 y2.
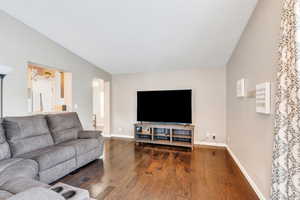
0 0 257 74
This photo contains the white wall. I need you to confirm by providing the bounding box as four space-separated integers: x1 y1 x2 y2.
226 0 280 198
112 67 226 144
0 11 111 129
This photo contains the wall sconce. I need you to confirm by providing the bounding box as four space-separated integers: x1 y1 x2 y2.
256 82 271 114
236 78 247 98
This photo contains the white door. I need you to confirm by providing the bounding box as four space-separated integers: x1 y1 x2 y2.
92 78 110 136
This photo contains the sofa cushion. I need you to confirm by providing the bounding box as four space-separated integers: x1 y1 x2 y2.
0 190 12 199
78 130 102 139
39 158 76 184
58 139 100 155
46 112 83 144
78 130 104 144
0 120 11 161
3 115 54 157
17 145 75 171
0 159 39 186
0 178 49 195
77 148 101 168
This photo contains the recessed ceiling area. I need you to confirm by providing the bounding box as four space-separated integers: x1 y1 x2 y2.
0 0 257 74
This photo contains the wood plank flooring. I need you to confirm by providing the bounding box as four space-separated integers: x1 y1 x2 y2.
58 138 259 200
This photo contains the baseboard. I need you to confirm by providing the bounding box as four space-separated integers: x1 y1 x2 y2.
194 141 227 147
102 134 111 138
110 134 135 139
226 147 265 200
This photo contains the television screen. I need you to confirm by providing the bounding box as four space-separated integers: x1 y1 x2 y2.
137 90 192 124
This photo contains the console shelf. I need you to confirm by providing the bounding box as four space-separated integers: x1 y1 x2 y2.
134 123 194 149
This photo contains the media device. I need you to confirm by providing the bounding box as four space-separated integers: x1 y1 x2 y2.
137 90 192 124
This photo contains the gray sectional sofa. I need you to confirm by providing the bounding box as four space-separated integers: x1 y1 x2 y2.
0 112 103 199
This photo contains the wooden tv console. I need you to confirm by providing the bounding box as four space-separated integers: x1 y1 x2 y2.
134 123 194 149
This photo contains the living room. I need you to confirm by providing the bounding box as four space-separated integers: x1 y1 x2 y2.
0 0 297 200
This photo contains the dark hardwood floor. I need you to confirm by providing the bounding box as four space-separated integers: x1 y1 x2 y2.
59 138 259 200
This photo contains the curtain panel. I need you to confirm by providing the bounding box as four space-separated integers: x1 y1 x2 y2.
271 0 300 199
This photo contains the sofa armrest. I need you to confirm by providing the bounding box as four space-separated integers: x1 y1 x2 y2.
8 187 65 200
78 130 102 139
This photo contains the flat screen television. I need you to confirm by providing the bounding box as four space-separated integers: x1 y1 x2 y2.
137 90 192 124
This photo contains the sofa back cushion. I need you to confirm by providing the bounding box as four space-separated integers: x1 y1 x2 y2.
0 120 11 160
46 112 83 144
3 115 54 157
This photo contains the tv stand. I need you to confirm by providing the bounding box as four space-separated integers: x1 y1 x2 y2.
134 123 194 149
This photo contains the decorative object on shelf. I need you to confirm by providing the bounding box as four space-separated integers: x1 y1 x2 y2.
256 82 271 114
134 123 194 149
236 78 247 98
0 65 13 118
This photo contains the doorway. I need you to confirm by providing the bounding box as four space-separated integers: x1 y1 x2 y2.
93 78 110 136
28 63 72 113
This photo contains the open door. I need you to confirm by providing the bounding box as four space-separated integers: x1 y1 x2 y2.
93 79 110 136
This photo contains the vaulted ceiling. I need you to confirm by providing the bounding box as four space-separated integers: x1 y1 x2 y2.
0 0 257 74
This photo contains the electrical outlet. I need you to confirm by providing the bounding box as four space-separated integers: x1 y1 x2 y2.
212 135 216 140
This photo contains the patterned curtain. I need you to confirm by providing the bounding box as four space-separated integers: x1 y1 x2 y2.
271 0 300 199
